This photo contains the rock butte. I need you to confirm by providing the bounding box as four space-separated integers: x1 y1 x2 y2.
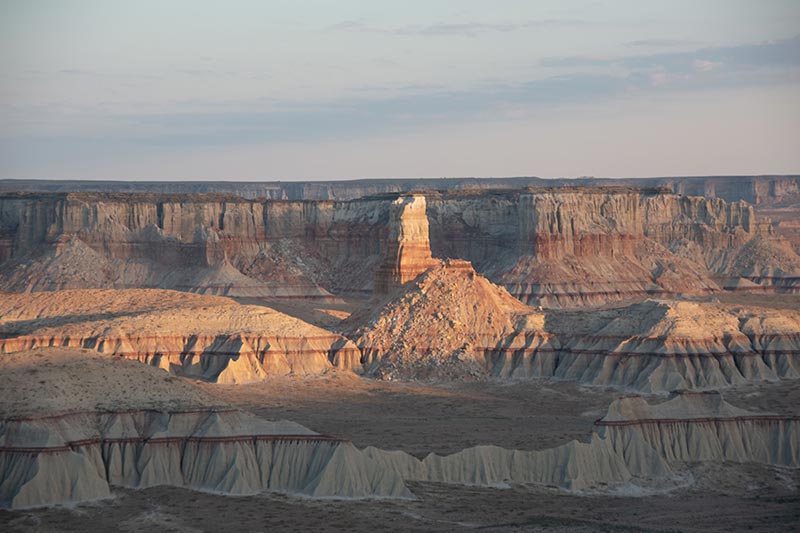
374 195 438 294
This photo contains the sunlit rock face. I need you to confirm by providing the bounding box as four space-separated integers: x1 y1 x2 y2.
374 195 438 294
1 187 797 303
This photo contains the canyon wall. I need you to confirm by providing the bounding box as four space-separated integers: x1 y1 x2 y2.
0 187 796 302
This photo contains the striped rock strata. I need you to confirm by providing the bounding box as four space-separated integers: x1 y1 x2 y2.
0 290 361 383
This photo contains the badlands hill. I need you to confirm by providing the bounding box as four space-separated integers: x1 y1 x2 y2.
5 348 796 510
0 348 410 509
0 289 360 383
353 261 800 391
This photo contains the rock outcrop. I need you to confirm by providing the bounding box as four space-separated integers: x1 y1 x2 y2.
0 290 361 382
374 195 438 294
3 350 796 508
492 299 800 392
354 391 798 495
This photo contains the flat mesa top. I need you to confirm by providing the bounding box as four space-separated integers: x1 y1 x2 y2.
0 347 223 418
0 184 676 203
0 289 342 339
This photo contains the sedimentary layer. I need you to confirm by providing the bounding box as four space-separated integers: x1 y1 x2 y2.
2 187 797 304
374 195 438 294
348 392 798 495
0 290 361 382
493 299 800 392
3 351 796 508
597 392 800 468
353 263 800 391
0 349 409 509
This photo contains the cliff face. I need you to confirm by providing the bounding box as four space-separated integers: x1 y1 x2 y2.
374 195 438 294
499 188 784 305
517 188 760 258
0 193 389 296
0 187 796 303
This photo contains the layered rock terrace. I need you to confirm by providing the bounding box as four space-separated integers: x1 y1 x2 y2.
0 290 361 383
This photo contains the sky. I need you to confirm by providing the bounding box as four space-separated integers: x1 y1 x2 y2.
0 0 798 181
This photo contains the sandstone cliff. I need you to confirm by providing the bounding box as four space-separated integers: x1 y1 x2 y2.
501 188 783 305
1 188 797 303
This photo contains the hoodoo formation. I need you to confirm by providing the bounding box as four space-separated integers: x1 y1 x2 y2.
1 179 799 525
374 195 438 294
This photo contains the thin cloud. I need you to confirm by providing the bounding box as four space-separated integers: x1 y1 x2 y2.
57 69 97 76
330 19 586 37
541 36 800 71
4 37 798 167
624 39 703 48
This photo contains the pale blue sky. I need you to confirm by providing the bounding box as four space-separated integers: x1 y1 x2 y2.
1 0 798 180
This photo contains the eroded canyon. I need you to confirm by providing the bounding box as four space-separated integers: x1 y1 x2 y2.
1 178 799 532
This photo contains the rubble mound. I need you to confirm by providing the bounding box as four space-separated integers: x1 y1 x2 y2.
351 260 539 380
0 236 115 292
0 289 360 383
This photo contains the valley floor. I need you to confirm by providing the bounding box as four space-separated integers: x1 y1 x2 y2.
2 479 799 533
